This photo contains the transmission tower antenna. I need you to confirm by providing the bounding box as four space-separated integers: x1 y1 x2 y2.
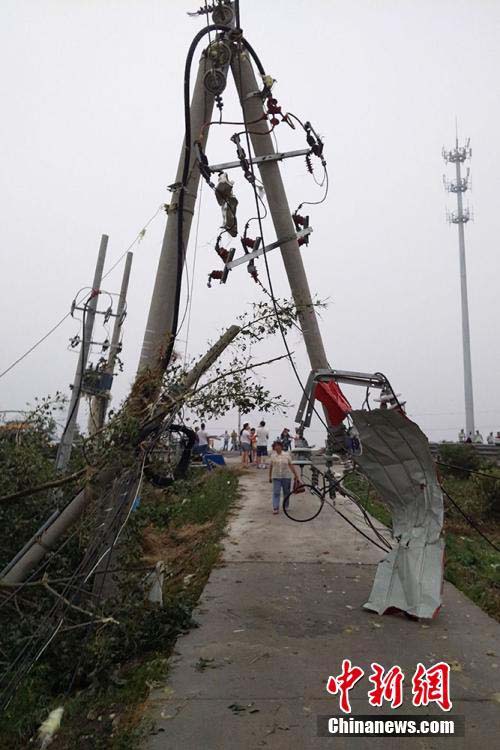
442 129 475 437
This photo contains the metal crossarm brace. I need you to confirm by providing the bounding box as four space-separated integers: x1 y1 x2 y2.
226 227 313 269
208 148 311 173
295 369 388 427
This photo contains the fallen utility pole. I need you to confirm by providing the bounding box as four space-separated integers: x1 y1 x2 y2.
91 323 241 601
88 251 133 435
1 325 240 586
55 234 108 471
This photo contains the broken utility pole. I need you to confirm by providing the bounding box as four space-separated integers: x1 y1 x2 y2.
1 325 241 585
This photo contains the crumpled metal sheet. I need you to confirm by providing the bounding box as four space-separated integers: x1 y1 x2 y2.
350 408 444 619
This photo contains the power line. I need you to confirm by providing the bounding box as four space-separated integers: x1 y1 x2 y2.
102 205 164 280
441 485 500 554
183 182 203 361
0 206 163 382
234 44 333 438
0 313 70 381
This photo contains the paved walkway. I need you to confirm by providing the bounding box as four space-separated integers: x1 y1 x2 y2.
145 462 500 749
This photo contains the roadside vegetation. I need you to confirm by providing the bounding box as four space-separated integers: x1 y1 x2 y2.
0 460 238 750
344 443 500 622
0 297 311 749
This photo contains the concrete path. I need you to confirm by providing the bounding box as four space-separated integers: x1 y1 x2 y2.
145 463 500 749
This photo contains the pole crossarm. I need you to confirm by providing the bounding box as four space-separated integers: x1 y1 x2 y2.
208 148 310 173
226 227 313 269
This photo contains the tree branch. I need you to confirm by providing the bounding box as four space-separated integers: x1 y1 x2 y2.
0 468 88 504
43 578 119 624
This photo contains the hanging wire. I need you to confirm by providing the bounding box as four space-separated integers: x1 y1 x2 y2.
233 43 334 437
0 313 70 380
440 485 500 553
183 182 203 361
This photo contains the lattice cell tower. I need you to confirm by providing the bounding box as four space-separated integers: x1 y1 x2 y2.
442 134 475 437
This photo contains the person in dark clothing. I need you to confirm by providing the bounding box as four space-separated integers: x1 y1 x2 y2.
280 428 292 451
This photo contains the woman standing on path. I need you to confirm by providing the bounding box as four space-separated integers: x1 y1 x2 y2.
240 422 251 466
268 440 300 515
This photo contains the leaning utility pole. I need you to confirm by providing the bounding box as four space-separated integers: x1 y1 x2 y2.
443 136 475 436
88 251 133 434
55 234 108 471
231 49 330 372
138 4 236 374
138 44 224 370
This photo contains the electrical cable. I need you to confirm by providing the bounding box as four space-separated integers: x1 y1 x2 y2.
233 41 335 439
0 206 163 382
162 21 232 372
329 501 393 554
184 182 203 361
436 461 500 481
0 468 143 709
102 205 164 280
296 167 329 210
0 313 70 380
440 485 500 554
339 487 394 550
166 22 268 374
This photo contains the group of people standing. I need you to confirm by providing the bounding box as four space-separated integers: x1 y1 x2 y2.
458 429 500 445
238 423 295 468
239 421 270 468
193 420 301 515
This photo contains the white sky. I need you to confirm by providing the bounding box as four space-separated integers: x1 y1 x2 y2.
1 0 500 444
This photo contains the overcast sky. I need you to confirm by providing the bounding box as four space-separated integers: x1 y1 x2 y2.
1 0 500 444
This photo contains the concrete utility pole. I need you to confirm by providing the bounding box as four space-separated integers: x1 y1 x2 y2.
138 3 237 373
88 251 133 434
55 234 108 471
443 136 475 436
138 54 218 372
231 49 330 372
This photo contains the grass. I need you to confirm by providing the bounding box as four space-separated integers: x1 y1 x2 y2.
343 472 500 622
0 467 239 750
